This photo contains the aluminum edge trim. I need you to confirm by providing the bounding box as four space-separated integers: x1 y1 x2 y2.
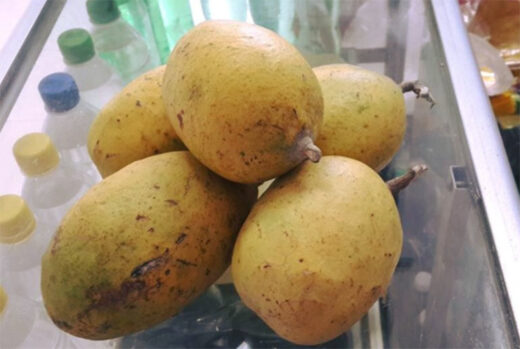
0 1 45 81
0 0 66 132
431 0 520 337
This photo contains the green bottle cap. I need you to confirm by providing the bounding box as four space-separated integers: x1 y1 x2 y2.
86 0 120 25
57 29 95 64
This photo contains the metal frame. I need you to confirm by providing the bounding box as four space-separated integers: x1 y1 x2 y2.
431 0 520 340
0 0 66 132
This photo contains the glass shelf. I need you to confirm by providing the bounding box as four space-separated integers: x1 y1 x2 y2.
0 0 518 348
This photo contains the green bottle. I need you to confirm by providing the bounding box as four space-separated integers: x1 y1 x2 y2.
115 0 160 65
249 0 280 32
144 0 194 63
86 0 151 82
248 0 295 43
201 0 247 21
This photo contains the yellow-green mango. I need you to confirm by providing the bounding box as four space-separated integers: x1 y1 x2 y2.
88 65 185 178
314 64 406 171
232 156 402 345
162 21 323 184
42 151 256 339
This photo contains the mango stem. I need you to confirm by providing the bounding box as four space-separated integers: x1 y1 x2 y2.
304 143 322 162
386 164 428 195
400 80 436 108
298 135 322 163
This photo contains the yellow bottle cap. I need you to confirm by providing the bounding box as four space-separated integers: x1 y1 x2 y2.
0 195 36 244
13 133 59 176
0 286 7 315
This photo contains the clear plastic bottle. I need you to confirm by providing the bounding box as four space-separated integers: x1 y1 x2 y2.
249 0 281 32
248 0 295 42
0 267 41 302
293 0 341 54
0 195 52 301
0 286 67 349
12 133 96 226
116 0 153 41
86 0 151 82
200 0 248 21
57 28 112 91
38 72 99 179
115 0 161 65
0 195 52 272
144 0 194 63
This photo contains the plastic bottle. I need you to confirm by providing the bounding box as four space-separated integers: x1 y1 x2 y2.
0 267 41 302
86 0 150 82
248 0 295 42
200 0 248 21
144 0 194 63
57 28 112 91
292 0 341 56
0 195 52 301
0 195 51 272
249 0 281 32
12 133 96 226
115 0 161 65
0 286 67 349
38 72 99 179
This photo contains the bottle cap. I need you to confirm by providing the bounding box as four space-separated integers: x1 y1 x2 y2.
38 73 80 112
58 29 95 64
0 286 7 315
0 195 36 244
13 133 60 176
86 0 120 25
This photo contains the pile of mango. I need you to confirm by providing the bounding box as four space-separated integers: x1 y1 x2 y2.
41 21 428 345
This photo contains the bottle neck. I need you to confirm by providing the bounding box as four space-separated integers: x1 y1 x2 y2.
91 16 120 28
45 99 81 114
25 159 61 179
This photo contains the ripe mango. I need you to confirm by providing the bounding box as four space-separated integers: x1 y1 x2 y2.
314 64 406 171
232 156 402 345
41 151 256 339
162 21 323 184
88 66 184 178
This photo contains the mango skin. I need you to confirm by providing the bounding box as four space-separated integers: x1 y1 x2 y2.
41 151 257 340
314 64 406 171
232 156 402 345
88 65 185 178
162 20 323 184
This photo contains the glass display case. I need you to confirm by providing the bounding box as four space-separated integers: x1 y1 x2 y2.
0 0 519 348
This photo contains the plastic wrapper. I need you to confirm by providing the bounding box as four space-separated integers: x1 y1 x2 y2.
459 0 481 26
461 0 519 96
468 33 515 96
467 0 520 79
119 285 353 349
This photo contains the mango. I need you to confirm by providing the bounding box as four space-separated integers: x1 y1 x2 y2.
41 151 256 339
314 64 406 171
88 65 184 178
232 156 402 345
162 20 324 184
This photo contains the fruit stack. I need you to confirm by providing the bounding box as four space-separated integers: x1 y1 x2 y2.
41 20 430 345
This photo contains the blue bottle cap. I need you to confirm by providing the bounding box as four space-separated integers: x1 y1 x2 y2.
38 73 80 112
